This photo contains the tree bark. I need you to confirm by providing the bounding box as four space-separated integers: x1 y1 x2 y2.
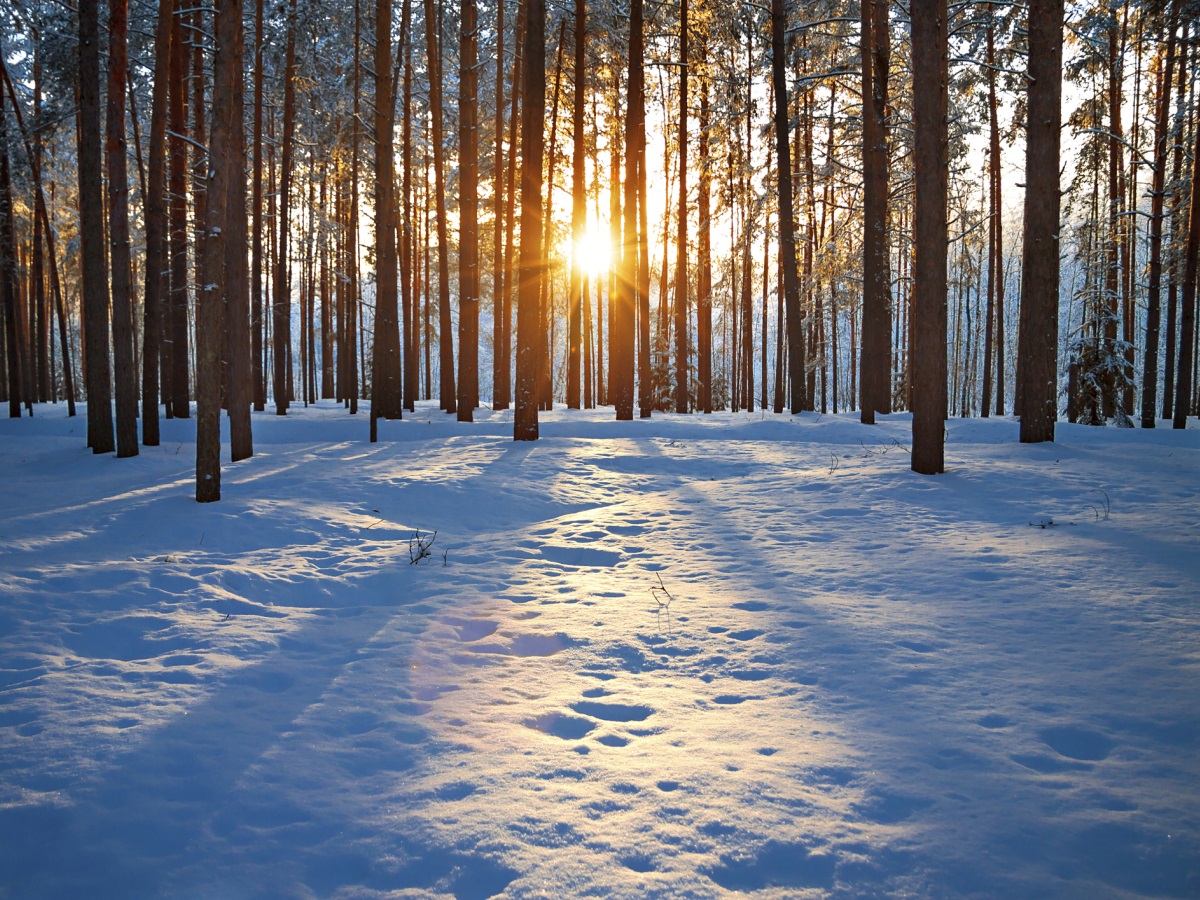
401 0 416 412
613 1 642 421
567 0 587 410
514 0 546 440
697 38 712 415
771 0 805 414
492 0 507 410
198 0 249 496
911 0 948 474
79 0 114 452
1172 79 1200 429
674 0 689 413
423 0 456 412
0 76 20 418
1141 0 1180 428
251 0 266 410
457 0 480 420
860 0 891 422
373 0 402 422
1017 0 1064 443
273 1 297 415
223 0 252 460
141 0 173 443
167 5 190 418
106 0 139 457
982 6 999 418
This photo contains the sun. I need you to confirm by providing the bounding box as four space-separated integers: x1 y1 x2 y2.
565 227 612 278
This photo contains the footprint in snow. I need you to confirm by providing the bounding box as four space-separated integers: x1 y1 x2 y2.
570 700 654 722
1040 725 1114 761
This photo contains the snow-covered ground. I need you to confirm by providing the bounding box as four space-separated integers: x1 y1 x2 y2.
1 401 1197 899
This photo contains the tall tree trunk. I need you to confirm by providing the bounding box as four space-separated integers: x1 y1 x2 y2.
635 24 650 419
500 1 526 412
423 0 456 412
514 0 546 440
911 0 948 474
167 4 190 418
492 0 507 409
1099 12 1122 421
771 0 804 414
346 0 361 414
1162 33 1188 420
567 0 586 410
373 0 402 423
79 0 114 452
673 0 689 413
141 0 173 443
614 0 642 421
30 54 46 405
697 37 712 414
106 0 139 457
982 5 999 418
1172 77 1200 429
251 0 266 410
198 0 248 496
401 0 416 412
1017 0 1064 443
273 0 297 414
860 0 891 422
457 0 480 420
320 171 333 399
223 0 252 460
539 22 567 411
1141 0 1180 428
0 76 20 418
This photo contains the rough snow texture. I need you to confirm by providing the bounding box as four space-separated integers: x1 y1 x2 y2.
1 402 1197 899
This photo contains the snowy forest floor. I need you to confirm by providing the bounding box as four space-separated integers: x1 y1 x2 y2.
1 402 1198 899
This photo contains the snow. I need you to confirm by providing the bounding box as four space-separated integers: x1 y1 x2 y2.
1 401 1198 899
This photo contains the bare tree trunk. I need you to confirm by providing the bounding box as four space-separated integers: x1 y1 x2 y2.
771 0 804 414
1172 76 1200 429
223 0 251 459
540 22 566 411
614 0 643 421
79 0 114 451
167 5 190 418
140 0 173 442
457 0 480 420
514 0 546 440
251 0 266 410
345 0 360 414
860 0 891 422
982 6 998 418
491 0 507 410
1162 33 1188 420
1141 0 1180 428
635 30 650 419
273 0 297 414
1099 14 1122 421
911 0 947 473
1017 0 1064 443
401 0 416 412
423 0 456 412
372 0 402 424
697 38 712 414
0 76 20 418
567 0 586 410
198 0 249 495
106 0 139 457
673 0 689 413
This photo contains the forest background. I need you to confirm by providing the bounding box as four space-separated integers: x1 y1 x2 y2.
1 0 1198 499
